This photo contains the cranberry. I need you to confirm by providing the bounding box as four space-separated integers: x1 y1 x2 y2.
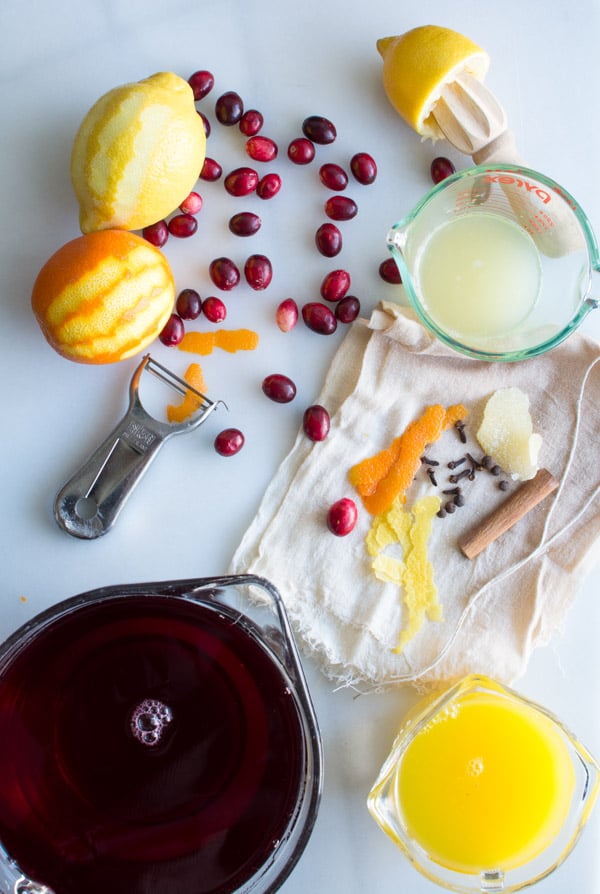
431 156 456 184
256 172 282 199
325 195 358 221
288 137 315 165
327 498 358 536
379 258 402 284
319 163 348 191
179 191 203 215
239 109 264 136
215 90 244 125
168 213 198 238
302 302 337 335
209 257 240 291
262 373 297 403
244 254 272 290
224 166 259 197
229 211 262 237
202 296 227 323
159 314 185 347
197 110 211 138
315 222 342 257
303 405 330 441
214 428 245 457
245 136 278 162
176 288 202 320
320 269 350 303
276 298 299 332
335 295 360 323
350 152 377 185
142 220 168 247
188 70 214 101
302 115 337 145
200 157 223 181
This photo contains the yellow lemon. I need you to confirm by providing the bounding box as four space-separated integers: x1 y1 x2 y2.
70 72 206 233
376 25 489 139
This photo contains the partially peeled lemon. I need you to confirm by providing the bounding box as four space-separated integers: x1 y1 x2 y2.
70 72 206 233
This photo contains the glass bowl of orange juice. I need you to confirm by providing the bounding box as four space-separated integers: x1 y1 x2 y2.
367 674 599 892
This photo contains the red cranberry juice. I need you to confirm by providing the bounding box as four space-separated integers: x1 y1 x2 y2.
0 595 307 893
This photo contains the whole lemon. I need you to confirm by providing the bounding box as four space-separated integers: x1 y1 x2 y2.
70 72 206 233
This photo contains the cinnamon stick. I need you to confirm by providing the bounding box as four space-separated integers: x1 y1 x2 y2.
459 468 559 559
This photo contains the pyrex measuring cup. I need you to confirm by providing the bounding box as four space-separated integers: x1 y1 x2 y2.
387 165 600 361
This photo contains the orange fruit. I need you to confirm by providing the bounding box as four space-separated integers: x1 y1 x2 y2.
31 229 175 364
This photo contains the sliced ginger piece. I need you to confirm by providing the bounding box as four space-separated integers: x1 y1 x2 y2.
166 363 207 423
476 387 542 481
179 328 259 356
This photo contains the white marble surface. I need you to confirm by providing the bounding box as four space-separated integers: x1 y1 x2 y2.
1 1 599 891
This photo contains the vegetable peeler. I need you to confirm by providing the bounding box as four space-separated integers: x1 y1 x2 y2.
55 354 221 540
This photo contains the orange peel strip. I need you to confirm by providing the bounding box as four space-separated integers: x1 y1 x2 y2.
166 362 207 423
178 328 259 356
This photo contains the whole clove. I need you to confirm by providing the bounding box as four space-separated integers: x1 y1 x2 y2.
449 468 472 484
427 467 438 486
454 420 467 443
447 457 466 470
421 455 439 466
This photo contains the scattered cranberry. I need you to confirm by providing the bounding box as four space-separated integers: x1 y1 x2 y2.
262 373 297 403
327 498 358 536
245 136 278 162
431 156 456 184
179 191 203 215
215 90 244 125
224 166 259 197
197 110 211 138
244 254 272 290
276 298 299 332
142 220 168 247
325 195 358 221
320 269 350 303
168 213 198 238
176 288 202 320
209 257 240 291
229 211 262 237
302 115 337 145
239 109 264 136
202 296 227 323
319 163 348 191
159 314 185 347
315 222 342 257
335 295 360 323
256 172 282 199
214 428 245 457
350 152 377 185
288 137 315 165
188 69 215 101
200 157 223 181
302 302 337 335
303 405 330 441
379 258 402 284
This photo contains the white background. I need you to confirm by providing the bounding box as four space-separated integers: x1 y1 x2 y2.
1 1 599 891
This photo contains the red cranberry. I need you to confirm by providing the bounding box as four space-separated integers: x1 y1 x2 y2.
188 70 214 100
175 288 202 320
327 498 358 536
302 302 337 335
142 220 168 247
167 213 198 238
202 296 227 323
431 156 456 184
379 258 402 284
197 110 211 138
325 195 358 221
320 269 350 303
315 222 342 257
245 136 278 162
262 374 297 403
214 428 245 456
319 163 348 191
224 166 259 197
335 295 360 323
215 90 244 125
239 109 264 136
303 405 330 441
288 137 315 165
276 298 299 332
159 314 185 347
179 191 203 215
350 152 377 185
302 115 337 145
256 172 282 199
244 254 272 290
200 157 223 181
209 257 240 291
229 212 262 237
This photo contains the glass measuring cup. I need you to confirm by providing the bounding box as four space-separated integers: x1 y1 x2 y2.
387 165 600 361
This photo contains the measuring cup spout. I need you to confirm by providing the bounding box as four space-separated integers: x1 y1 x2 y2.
387 222 409 254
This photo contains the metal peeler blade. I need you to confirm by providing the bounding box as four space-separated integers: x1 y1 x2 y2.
54 354 222 540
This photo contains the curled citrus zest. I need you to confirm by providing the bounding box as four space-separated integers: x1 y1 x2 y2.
178 328 259 356
166 363 207 423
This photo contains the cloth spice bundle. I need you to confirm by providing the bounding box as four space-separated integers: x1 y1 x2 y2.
230 303 600 689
